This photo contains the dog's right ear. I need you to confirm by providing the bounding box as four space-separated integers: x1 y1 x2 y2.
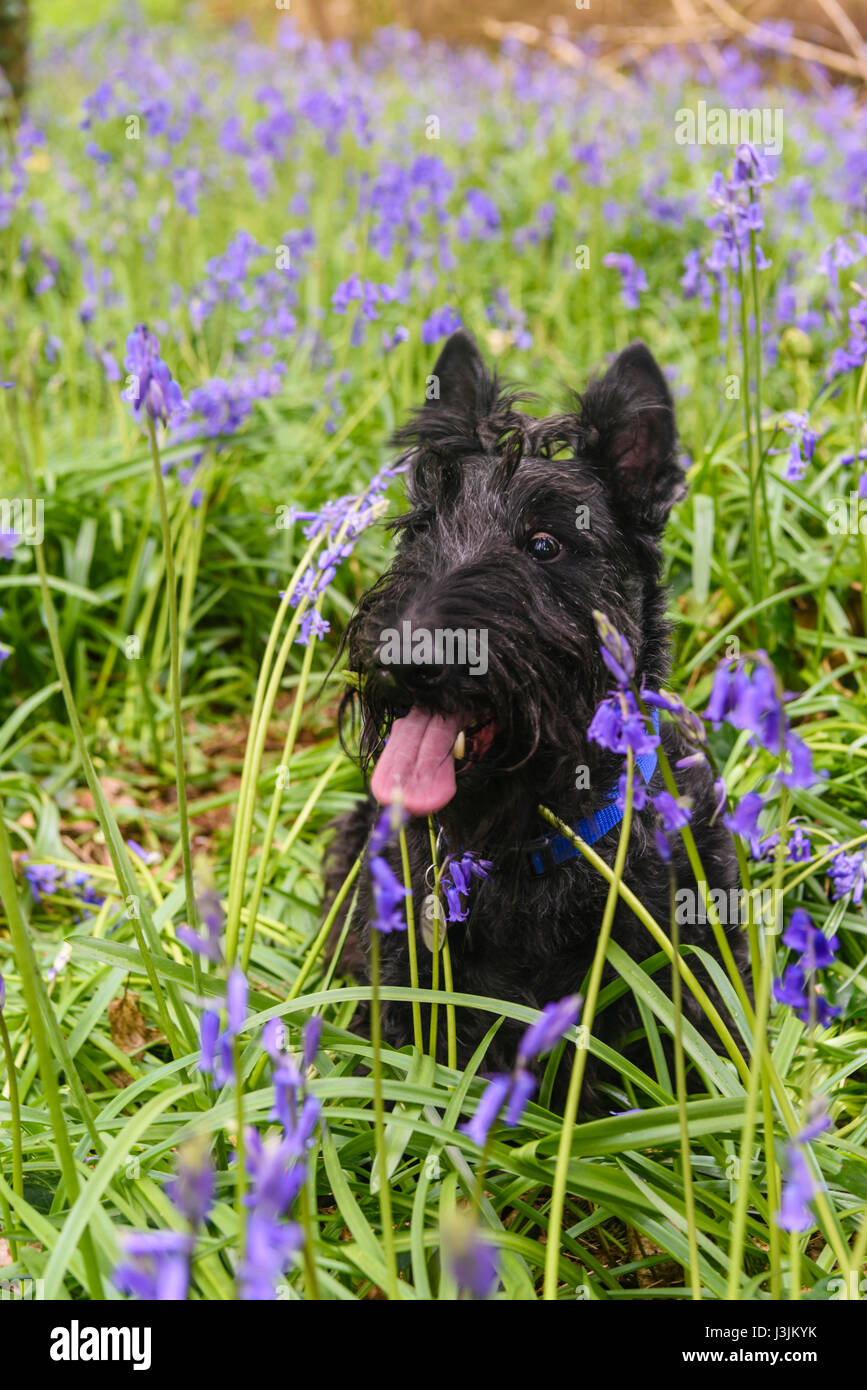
393 329 505 480
424 330 490 422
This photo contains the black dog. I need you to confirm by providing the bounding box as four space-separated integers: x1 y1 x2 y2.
326 330 743 1108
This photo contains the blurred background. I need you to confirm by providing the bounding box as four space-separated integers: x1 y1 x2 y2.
4 0 867 70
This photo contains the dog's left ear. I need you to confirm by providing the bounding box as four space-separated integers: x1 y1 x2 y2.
581 342 685 534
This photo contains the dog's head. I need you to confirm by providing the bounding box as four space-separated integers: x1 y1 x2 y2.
341 330 685 844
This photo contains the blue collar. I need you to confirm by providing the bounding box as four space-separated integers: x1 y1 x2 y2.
524 707 661 876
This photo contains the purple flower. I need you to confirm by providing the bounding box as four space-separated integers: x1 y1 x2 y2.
225 968 248 1036
463 994 581 1145
23 862 61 903
126 838 160 866
706 656 783 746
462 1073 512 1148
0 531 20 562
238 1128 307 1300
588 690 659 758
166 1139 214 1229
594 611 634 687
370 856 409 934
115 1230 194 1301
444 1217 500 1299
705 156 773 277
0 973 5 1011
654 791 693 834
440 852 492 923
773 963 809 1010
778 1145 817 1233
518 995 581 1066
681 248 714 307
774 908 841 1027
302 1016 322 1070
367 804 411 933
650 822 671 861
828 847 866 905
421 304 463 345
779 734 819 791
181 878 225 961
122 324 184 426
782 909 839 969
818 232 867 283
616 772 648 814
787 825 812 862
602 252 648 310
723 791 764 840
777 1108 831 1233
198 1010 220 1075
779 411 818 482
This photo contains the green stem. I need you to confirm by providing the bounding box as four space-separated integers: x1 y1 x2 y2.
0 816 103 1297
298 1180 320 1300
369 929 399 1298
147 419 201 992
726 792 789 1298
0 1009 23 1260
543 751 634 1301
738 246 763 631
668 866 702 1298
398 822 423 1052
426 817 443 1060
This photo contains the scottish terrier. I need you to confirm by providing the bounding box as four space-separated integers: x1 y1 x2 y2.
326 330 743 1109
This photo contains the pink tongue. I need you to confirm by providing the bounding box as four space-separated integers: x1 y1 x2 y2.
370 706 462 815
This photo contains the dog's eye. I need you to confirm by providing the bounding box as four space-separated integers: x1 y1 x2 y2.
527 531 561 561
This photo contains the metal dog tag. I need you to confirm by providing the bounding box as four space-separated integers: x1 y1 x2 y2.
420 893 447 953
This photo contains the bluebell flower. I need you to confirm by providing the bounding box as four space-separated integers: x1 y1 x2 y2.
773 963 809 1011
783 909 839 968
463 995 582 1145
778 411 818 482
588 690 659 758
225 968 248 1036
440 852 492 924
115 1230 194 1301
23 862 61 903
778 1146 816 1233
723 791 764 840
774 909 841 1027
443 1213 500 1300
655 827 673 863
421 304 462 345
198 1010 221 1075
0 530 21 562
166 1137 215 1229
463 1073 512 1148
787 825 812 862
778 1108 831 1233
517 996 581 1066
654 790 693 834
827 846 866 904
302 1015 323 1069
594 611 635 687
370 856 409 934
238 1128 307 1301
122 324 184 426
601 252 648 309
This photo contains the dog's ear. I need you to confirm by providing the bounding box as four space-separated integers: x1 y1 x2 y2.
424 329 492 421
581 341 685 534
393 329 506 474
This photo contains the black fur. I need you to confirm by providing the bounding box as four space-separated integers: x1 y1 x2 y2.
326 330 744 1110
